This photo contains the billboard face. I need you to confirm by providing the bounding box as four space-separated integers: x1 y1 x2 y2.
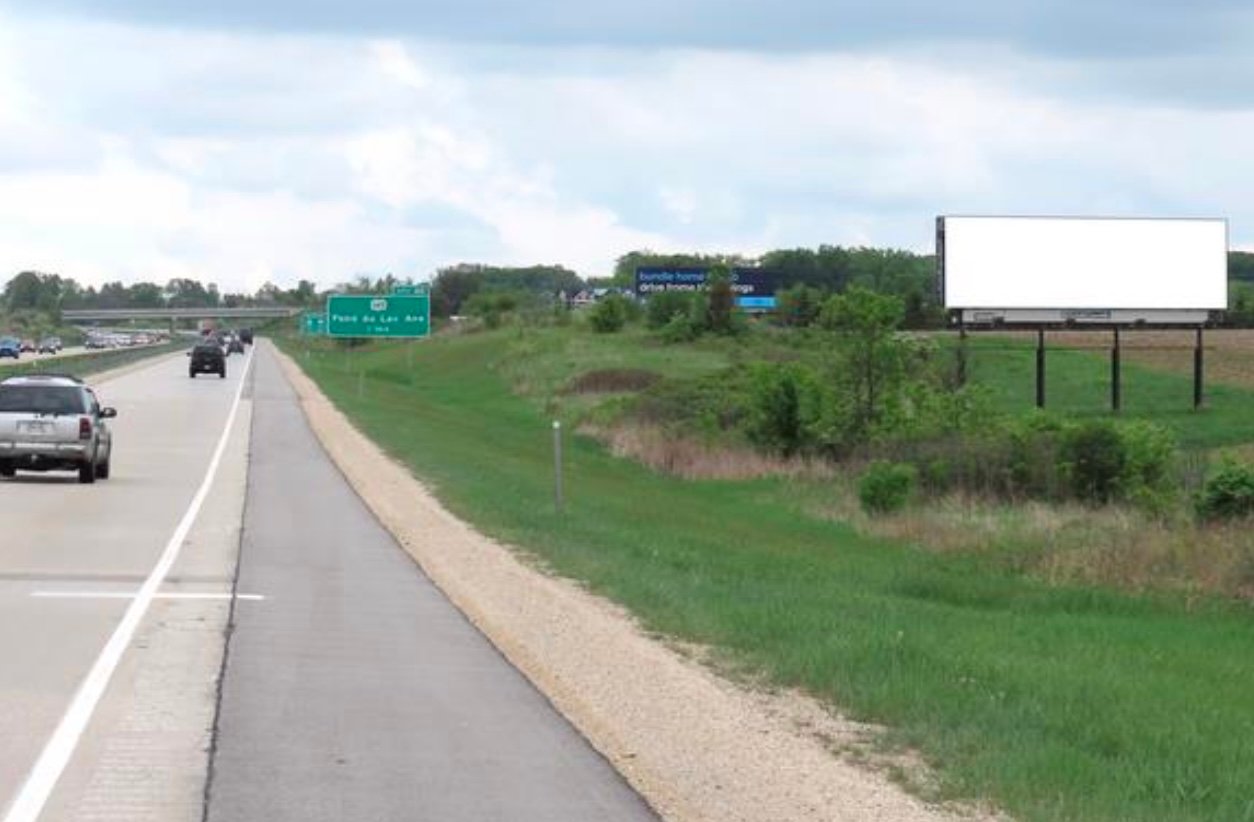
940 217 1227 312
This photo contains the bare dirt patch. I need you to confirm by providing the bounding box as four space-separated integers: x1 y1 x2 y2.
566 367 663 394
270 342 998 822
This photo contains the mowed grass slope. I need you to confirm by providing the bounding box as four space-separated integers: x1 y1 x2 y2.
281 331 1254 822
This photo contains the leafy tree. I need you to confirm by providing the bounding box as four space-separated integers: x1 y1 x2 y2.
164 278 216 308
1230 251 1254 284
705 264 736 334
431 264 581 318
127 281 165 308
819 287 907 434
464 291 521 329
774 284 824 327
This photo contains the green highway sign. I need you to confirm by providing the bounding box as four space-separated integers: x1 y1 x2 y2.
391 283 429 296
327 294 430 338
302 312 327 335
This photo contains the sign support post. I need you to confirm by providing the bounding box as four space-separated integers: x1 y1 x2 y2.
552 421 564 513
1111 327 1122 413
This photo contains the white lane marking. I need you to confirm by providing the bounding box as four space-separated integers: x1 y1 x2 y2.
30 592 265 601
2 348 254 822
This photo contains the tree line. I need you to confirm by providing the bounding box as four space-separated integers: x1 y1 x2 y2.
1 271 325 318
9 247 1254 325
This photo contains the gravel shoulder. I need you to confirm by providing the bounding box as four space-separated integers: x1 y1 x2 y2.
271 341 999 822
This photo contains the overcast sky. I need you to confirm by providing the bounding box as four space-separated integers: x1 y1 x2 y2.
0 1 1250 293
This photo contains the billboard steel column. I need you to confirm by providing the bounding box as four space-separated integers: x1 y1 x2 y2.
1111 327 1122 413
957 323 968 387
1035 328 1046 409
1194 327 1205 410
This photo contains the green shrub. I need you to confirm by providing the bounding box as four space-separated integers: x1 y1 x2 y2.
1196 458 1254 521
588 294 632 333
892 415 1178 508
745 363 822 456
858 460 917 515
646 291 694 329
1119 420 1177 497
659 310 700 343
630 367 753 436
1063 421 1127 504
464 290 520 329
1005 413 1068 501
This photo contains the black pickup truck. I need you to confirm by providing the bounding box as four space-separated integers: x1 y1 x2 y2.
188 342 226 379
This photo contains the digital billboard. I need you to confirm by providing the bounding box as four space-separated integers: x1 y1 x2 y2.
634 267 777 309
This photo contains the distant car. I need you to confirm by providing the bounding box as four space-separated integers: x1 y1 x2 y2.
19 339 35 353
188 343 226 379
0 374 116 483
37 337 59 354
227 337 245 355
0 338 20 359
84 336 107 350
239 328 254 345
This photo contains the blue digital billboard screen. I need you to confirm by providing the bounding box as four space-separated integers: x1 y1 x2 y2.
634 267 777 309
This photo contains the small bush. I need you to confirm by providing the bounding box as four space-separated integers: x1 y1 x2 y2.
745 363 822 456
1196 458 1254 521
659 306 701 343
1062 421 1127 504
588 294 632 333
1118 420 1176 495
645 291 694 329
859 460 917 515
630 366 754 437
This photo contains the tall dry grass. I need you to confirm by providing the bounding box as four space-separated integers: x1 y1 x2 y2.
582 422 832 481
819 487 1254 601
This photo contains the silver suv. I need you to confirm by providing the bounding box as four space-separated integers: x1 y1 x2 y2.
0 375 116 483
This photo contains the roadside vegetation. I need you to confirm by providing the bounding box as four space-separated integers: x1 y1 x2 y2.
278 290 1254 821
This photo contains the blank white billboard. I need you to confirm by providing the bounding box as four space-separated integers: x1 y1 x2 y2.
940 217 1227 311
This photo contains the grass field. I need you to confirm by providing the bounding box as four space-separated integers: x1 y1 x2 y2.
964 335 1254 450
279 327 1254 822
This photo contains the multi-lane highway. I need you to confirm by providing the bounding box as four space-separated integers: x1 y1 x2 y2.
0 344 171 371
0 343 655 821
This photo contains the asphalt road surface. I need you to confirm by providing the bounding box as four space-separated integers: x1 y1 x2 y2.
0 343 656 821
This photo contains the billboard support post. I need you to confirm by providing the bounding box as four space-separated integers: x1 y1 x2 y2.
1035 328 1046 409
1194 327 1205 410
956 322 968 387
1111 327 1122 413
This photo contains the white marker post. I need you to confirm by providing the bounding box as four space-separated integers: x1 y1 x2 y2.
553 420 563 513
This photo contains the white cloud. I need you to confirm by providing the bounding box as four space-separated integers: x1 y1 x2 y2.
370 40 431 91
0 10 1251 295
